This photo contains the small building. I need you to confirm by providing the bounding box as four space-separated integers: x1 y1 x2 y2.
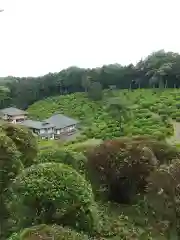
19 120 55 140
45 114 78 139
0 107 27 123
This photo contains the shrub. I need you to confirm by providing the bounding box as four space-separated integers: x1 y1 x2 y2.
161 114 168 122
87 139 157 204
176 117 180 122
0 132 22 239
130 136 180 165
171 113 178 119
36 149 87 176
158 109 167 115
9 163 98 233
141 102 152 108
147 160 180 237
2 123 38 167
0 133 22 191
8 224 90 240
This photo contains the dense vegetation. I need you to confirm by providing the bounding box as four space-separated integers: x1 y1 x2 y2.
28 90 173 141
3 50 180 239
3 123 180 239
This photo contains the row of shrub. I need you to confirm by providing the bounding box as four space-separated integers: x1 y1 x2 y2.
28 91 174 141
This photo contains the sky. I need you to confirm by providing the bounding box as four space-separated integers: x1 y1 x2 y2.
0 0 179 77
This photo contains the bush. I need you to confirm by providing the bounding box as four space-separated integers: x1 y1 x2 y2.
176 117 180 122
161 114 168 122
2 123 38 167
0 132 22 239
8 224 90 240
87 139 157 204
129 136 180 165
36 149 87 175
9 163 98 233
171 113 179 119
147 160 180 236
158 109 167 115
0 133 22 191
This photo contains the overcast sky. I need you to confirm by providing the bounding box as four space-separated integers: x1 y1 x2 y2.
0 0 179 77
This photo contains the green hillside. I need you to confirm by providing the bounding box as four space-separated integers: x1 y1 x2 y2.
4 89 180 239
28 89 174 141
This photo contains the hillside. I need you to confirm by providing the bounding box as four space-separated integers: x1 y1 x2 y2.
28 89 174 142
3 89 180 239
26 88 180 239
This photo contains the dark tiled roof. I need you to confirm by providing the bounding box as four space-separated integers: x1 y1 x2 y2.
19 120 54 130
45 114 78 129
0 107 27 116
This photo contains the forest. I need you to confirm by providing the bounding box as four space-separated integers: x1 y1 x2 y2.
1 50 180 109
2 50 180 239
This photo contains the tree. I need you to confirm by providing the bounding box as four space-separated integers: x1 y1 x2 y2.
147 63 172 89
0 86 11 108
81 74 91 93
0 133 22 239
2 49 180 109
87 139 157 203
2 123 38 167
88 82 103 101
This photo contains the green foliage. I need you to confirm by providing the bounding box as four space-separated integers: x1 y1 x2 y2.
37 148 87 175
0 85 11 108
147 160 180 237
8 224 90 240
107 97 131 131
28 91 173 141
87 138 157 203
0 132 22 191
9 163 98 233
126 135 180 165
1 50 180 110
2 123 38 167
81 74 91 93
0 132 22 239
88 82 103 101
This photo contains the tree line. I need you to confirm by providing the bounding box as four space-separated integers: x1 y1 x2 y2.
1 49 180 109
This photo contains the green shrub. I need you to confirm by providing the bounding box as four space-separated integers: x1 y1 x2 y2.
8 232 19 240
0 133 22 191
2 123 38 167
141 102 152 108
158 109 167 115
8 224 90 240
147 160 180 237
161 114 168 122
0 132 22 239
87 139 157 203
9 163 98 233
171 113 178 119
36 149 87 175
176 117 180 122
130 136 180 165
